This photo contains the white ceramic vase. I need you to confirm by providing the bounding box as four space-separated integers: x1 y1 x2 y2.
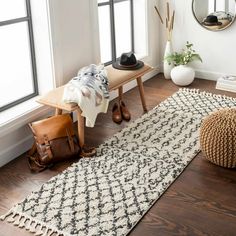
171 65 195 86
163 40 174 79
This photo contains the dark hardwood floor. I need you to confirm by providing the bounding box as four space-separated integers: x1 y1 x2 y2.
0 74 236 236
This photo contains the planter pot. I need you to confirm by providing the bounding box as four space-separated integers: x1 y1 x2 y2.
163 40 174 79
171 65 195 86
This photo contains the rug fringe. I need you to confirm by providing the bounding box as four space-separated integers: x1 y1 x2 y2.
0 209 13 221
0 209 67 236
180 88 200 94
179 88 236 102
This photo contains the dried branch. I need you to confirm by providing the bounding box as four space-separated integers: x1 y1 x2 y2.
154 6 164 24
166 18 168 29
167 2 170 21
171 11 175 30
154 1 175 41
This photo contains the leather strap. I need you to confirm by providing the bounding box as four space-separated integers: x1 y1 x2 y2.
28 143 48 172
66 129 75 153
43 135 53 160
28 142 37 156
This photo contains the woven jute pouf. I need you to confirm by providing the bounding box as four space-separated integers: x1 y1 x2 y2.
200 108 236 168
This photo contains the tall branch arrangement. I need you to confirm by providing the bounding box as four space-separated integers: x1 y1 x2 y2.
154 2 175 41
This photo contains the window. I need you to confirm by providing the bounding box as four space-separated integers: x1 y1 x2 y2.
208 0 230 13
0 0 38 112
98 0 134 64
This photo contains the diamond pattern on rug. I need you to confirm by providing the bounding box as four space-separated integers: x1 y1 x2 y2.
1 89 236 236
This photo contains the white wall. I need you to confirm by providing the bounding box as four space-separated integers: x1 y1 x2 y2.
159 0 236 80
146 0 161 68
48 0 98 86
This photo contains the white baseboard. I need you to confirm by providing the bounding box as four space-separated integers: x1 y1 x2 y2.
0 106 54 167
0 135 33 167
0 66 160 168
195 69 226 81
159 62 226 82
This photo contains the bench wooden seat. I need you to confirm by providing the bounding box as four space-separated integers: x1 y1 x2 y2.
37 64 153 147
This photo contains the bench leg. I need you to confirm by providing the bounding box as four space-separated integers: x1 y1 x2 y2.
118 86 123 101
136 76 147 112
76 108 85 147
76 108 97 157
55 108 62 115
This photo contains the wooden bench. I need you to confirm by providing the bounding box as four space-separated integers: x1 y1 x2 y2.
37 64 153 147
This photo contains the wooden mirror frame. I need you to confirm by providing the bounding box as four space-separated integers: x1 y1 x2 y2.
192 0 236 31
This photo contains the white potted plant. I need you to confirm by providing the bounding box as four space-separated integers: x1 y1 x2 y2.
165 42 202 86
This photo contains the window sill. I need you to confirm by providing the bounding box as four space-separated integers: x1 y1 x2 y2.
0 96 53 138
136 53 148 61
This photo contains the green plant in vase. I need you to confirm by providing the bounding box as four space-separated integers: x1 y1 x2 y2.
165 41 202 66
165 42 202 86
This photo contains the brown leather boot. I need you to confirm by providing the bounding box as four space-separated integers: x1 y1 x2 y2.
120 100 131 121
112 102 122 124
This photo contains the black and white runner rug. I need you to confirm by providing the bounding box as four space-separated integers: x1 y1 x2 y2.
1 89 236 236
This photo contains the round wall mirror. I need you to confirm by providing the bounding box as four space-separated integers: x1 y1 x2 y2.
192 0 236 31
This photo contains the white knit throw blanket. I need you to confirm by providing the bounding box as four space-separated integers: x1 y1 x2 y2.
63 64 109 127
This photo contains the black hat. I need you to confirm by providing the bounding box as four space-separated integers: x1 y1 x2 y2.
203 15 222 26
112 52 144 70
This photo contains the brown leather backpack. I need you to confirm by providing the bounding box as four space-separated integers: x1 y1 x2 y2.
28 114 80 172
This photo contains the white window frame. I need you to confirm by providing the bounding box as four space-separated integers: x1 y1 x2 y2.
0 0 38 112
0 0 56 134
98 0 135 65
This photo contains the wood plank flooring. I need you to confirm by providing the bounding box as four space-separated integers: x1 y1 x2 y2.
0 74 236 236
